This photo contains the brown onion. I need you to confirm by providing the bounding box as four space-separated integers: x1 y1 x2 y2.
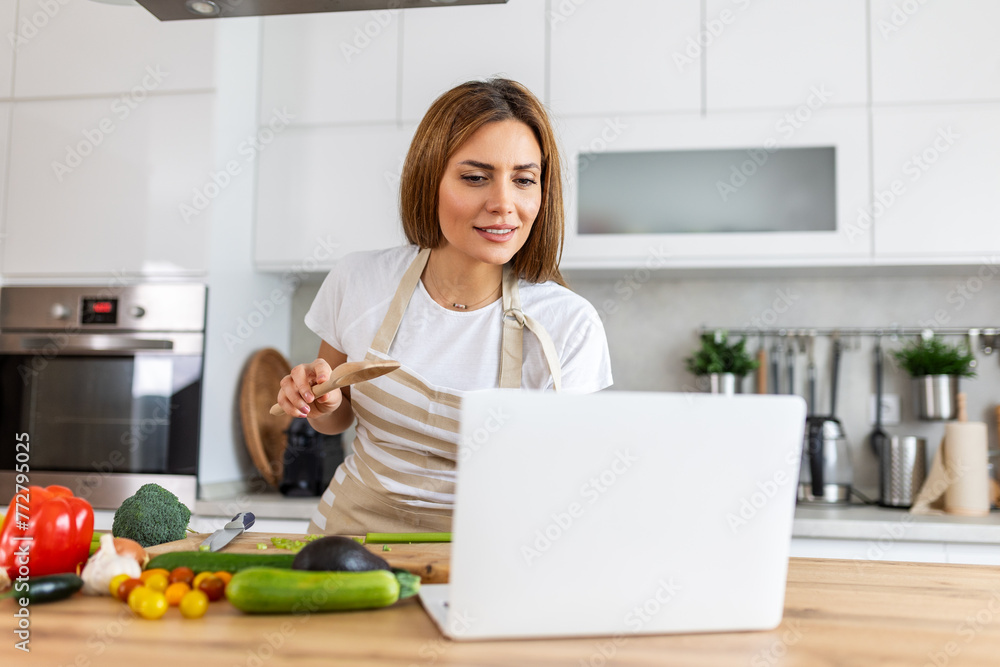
112 537 149 568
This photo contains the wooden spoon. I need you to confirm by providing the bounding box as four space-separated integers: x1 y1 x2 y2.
269 359 400 416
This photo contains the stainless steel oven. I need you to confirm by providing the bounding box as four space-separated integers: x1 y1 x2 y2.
0 284 206 509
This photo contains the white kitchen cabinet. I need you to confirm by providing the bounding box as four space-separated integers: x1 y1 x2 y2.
399 0 545 122
0 0 15 98
870 0 1000 105
557 108 872 268
706 0 868 111
254 124 412 270
13 0 214 99
4 94 213 278
871 104 1000 259
548 0 700 116
259 10 398 126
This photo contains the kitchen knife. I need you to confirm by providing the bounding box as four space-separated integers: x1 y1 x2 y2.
200 512 255 552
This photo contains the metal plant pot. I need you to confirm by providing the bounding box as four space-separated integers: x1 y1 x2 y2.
914 374 959 421
708 373 740 395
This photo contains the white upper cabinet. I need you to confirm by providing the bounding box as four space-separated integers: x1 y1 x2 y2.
259 11 398 125
549 0 700 116
13 0 214 98
0 0 15 98
400 0 545 122
872 104 1000 259
254 124 412 269
705 0 868 111
871 0 1000 104
4 94 213 277
559 108 871 268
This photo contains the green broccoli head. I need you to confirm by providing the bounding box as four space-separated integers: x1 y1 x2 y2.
112 483 192 548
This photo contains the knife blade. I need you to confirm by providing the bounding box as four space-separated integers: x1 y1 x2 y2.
200 512 255 552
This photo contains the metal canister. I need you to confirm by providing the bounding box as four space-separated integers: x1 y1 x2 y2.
879 436 928 508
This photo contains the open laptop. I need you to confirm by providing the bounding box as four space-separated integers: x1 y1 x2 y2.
418 389 807 641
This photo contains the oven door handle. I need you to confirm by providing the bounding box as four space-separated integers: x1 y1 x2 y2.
18 336 175 352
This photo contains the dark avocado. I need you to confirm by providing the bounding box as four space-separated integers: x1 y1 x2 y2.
291 536 390 572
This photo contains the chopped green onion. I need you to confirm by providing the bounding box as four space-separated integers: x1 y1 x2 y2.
382 545 391 552
365 532 451 544
198 544 210 552
256 543 268 550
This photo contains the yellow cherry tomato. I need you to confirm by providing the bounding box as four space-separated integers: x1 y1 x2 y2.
212 571 232 586
144 572 169 593
165 582 190 606
138 590 169 620
140 568 170 583
108 574 131 598
192 571 216 589
127 585 150 613
179 590 209 619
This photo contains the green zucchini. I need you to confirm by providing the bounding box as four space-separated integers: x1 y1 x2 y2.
225 567 420 614
0 574 83 604
145 551 296 573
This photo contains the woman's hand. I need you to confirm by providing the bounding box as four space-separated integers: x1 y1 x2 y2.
276 358 343 418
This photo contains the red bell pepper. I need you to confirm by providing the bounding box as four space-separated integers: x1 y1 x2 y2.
0 485 94 587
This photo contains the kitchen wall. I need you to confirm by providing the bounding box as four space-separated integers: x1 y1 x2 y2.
290 266 1000 497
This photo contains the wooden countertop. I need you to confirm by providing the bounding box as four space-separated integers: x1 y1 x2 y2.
5 554 1000 666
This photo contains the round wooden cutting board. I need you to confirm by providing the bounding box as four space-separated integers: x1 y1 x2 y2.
239 348 293 487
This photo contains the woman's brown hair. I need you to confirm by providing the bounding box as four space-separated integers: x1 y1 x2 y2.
400 78 565 285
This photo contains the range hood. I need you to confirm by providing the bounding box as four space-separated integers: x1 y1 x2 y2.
134 0 507 21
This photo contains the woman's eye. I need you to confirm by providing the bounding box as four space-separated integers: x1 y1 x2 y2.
462 175 486 183
516 178 537 186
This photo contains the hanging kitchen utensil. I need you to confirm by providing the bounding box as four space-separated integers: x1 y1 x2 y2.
806 330 817 415
770 336 782 395
756 333 768 395
269 359 401 416
967 328 980 370
868 335 891 457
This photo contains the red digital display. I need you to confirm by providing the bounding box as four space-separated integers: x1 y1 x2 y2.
92 302 113 314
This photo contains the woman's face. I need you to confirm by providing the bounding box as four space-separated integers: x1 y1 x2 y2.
436 120 543 267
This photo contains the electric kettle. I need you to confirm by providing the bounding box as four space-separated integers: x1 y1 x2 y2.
797 337 853 504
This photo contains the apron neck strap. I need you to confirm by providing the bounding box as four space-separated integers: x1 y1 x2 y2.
500 265 563 393
370 247 431 355
371 247 562 392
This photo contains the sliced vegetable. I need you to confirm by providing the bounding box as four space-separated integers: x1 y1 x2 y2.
270 535 323 552
0 573 83 604
225 567 419 614
291 536 390 573
364 532 451 544
146 551 296 574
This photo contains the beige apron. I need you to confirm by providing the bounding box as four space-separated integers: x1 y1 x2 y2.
308 248 561 535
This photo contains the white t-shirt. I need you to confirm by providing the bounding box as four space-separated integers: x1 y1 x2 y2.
304 245 613 393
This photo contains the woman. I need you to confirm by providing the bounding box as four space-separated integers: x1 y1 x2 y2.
275 78 613 535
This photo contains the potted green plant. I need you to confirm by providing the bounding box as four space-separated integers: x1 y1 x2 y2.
685 331 759 395
892 337 976 421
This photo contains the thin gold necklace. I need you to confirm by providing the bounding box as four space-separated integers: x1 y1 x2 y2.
426 268 501 311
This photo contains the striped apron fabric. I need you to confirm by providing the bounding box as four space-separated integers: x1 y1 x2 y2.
308 248 561 535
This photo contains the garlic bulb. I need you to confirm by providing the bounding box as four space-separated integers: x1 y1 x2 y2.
81 533 142 595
